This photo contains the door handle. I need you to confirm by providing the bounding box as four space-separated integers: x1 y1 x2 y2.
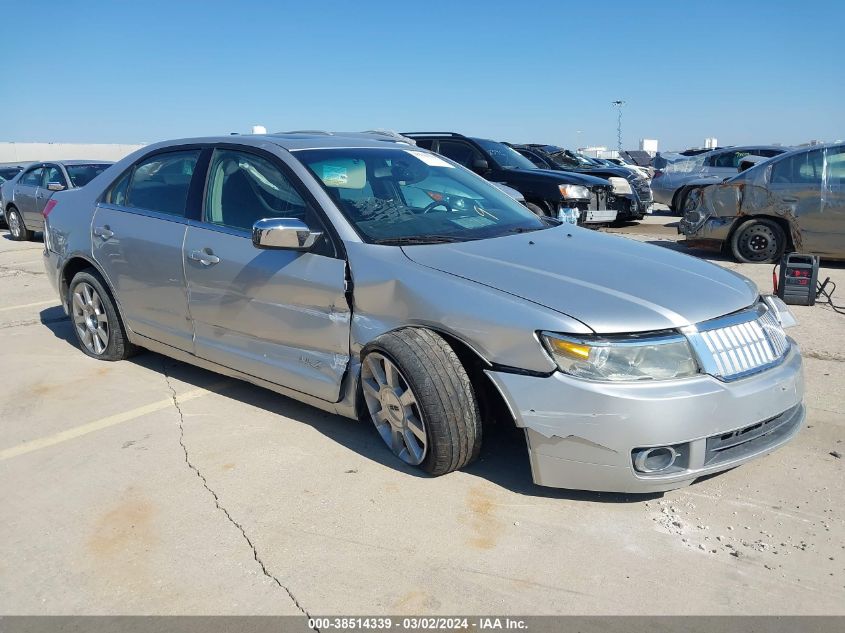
93 226 114 240
781 197 799 203
189 249 220 266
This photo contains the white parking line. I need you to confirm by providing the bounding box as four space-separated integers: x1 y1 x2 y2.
0 300 57 313
0 381 230 461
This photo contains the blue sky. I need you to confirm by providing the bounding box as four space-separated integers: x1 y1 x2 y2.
2 0 842 151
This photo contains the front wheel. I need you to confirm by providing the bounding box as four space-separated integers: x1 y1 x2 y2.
360 328 481 476
730 219 787 264
6 207 33 241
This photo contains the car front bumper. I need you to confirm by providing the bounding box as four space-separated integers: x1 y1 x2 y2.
485 344 804 493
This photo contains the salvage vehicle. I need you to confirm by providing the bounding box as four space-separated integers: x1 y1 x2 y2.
43 133 804 493
509 144 652 222
652 146 788 214
680 143 845 262
2 160 112 240
402 133 616 224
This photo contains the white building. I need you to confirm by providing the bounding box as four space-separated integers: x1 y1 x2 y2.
0 142 146 164
704 137 719 149
639 138 658 155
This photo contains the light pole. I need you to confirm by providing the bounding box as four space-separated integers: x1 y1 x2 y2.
611 100 625 152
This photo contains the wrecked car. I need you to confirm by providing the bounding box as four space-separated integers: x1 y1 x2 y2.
652 146 789 214
680 143 845 263
43 133 804 493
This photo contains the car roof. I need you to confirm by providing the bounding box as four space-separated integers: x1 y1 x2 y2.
136 133 416 154
701 145 787 157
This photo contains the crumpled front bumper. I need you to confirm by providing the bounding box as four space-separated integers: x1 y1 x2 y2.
485 344 804 493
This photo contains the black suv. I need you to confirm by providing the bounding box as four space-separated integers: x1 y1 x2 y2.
510 144 652 222
402 133 616 225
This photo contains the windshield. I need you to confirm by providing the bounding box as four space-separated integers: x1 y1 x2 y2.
295 147 548 244
66 164 110 187
473 139 538 170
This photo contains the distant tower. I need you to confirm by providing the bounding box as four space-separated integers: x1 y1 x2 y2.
612 100 625 151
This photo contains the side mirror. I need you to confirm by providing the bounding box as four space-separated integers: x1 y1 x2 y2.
46 182 66 192
471 158 489 174
252 218 322 251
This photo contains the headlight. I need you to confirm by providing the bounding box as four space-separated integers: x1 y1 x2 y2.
540 332 700 382
608 177 632 195
558 184 590 199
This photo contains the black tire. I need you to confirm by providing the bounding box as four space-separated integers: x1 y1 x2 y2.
68 269 137 361
669 189 685 216
524 202 547 217
6 206 34 241
361 328 482 476
679 187 700 216
730 218 787 264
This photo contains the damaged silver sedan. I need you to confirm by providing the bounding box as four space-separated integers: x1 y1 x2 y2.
42 133 805 493
680 143 845 262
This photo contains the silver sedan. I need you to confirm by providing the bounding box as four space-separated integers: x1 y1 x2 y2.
41 133 804 493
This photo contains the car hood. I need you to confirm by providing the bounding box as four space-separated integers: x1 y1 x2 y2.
402 225 758 333
497 167 610 187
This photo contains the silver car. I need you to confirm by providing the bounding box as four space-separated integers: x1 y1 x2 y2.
652 146 788 212
42 134 805 493
2 160 112 240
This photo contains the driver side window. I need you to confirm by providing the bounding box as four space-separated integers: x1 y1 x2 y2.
204 149 313 232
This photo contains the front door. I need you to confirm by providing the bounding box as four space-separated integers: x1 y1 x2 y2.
183 147 350 402
93 149 201 351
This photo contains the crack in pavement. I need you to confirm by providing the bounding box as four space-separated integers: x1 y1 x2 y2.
161 363 318 629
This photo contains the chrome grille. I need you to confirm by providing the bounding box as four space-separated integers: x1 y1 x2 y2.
686 303 790 381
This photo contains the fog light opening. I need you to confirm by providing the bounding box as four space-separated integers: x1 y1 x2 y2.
633 446 678 473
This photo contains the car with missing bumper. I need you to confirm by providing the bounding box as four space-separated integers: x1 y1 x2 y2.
402 132 617 225
42 133 804 493
680 143 845 262
652 145 789 214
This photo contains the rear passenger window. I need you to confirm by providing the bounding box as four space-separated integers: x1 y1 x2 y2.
126 150 200 216
204 149 312 231
771 149 824 185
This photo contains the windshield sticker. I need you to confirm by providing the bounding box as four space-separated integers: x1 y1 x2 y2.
320 165 348 186
450 216 495 229
405 150 454 168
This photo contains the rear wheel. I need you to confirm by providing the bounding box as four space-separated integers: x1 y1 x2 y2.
730 219 787 264
6 207 33 241
68 270 137 360
360 328 481 476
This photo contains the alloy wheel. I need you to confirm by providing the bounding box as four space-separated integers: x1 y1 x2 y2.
361 352 428 465
8 211 21 238
72 282 110 355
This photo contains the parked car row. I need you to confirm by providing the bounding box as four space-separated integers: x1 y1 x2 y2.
35 131 805 493
1 161 112 240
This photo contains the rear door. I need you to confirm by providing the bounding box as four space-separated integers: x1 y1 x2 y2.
15 165 43 225
183 146 349 402
767 148 828 253
93 148 203 351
